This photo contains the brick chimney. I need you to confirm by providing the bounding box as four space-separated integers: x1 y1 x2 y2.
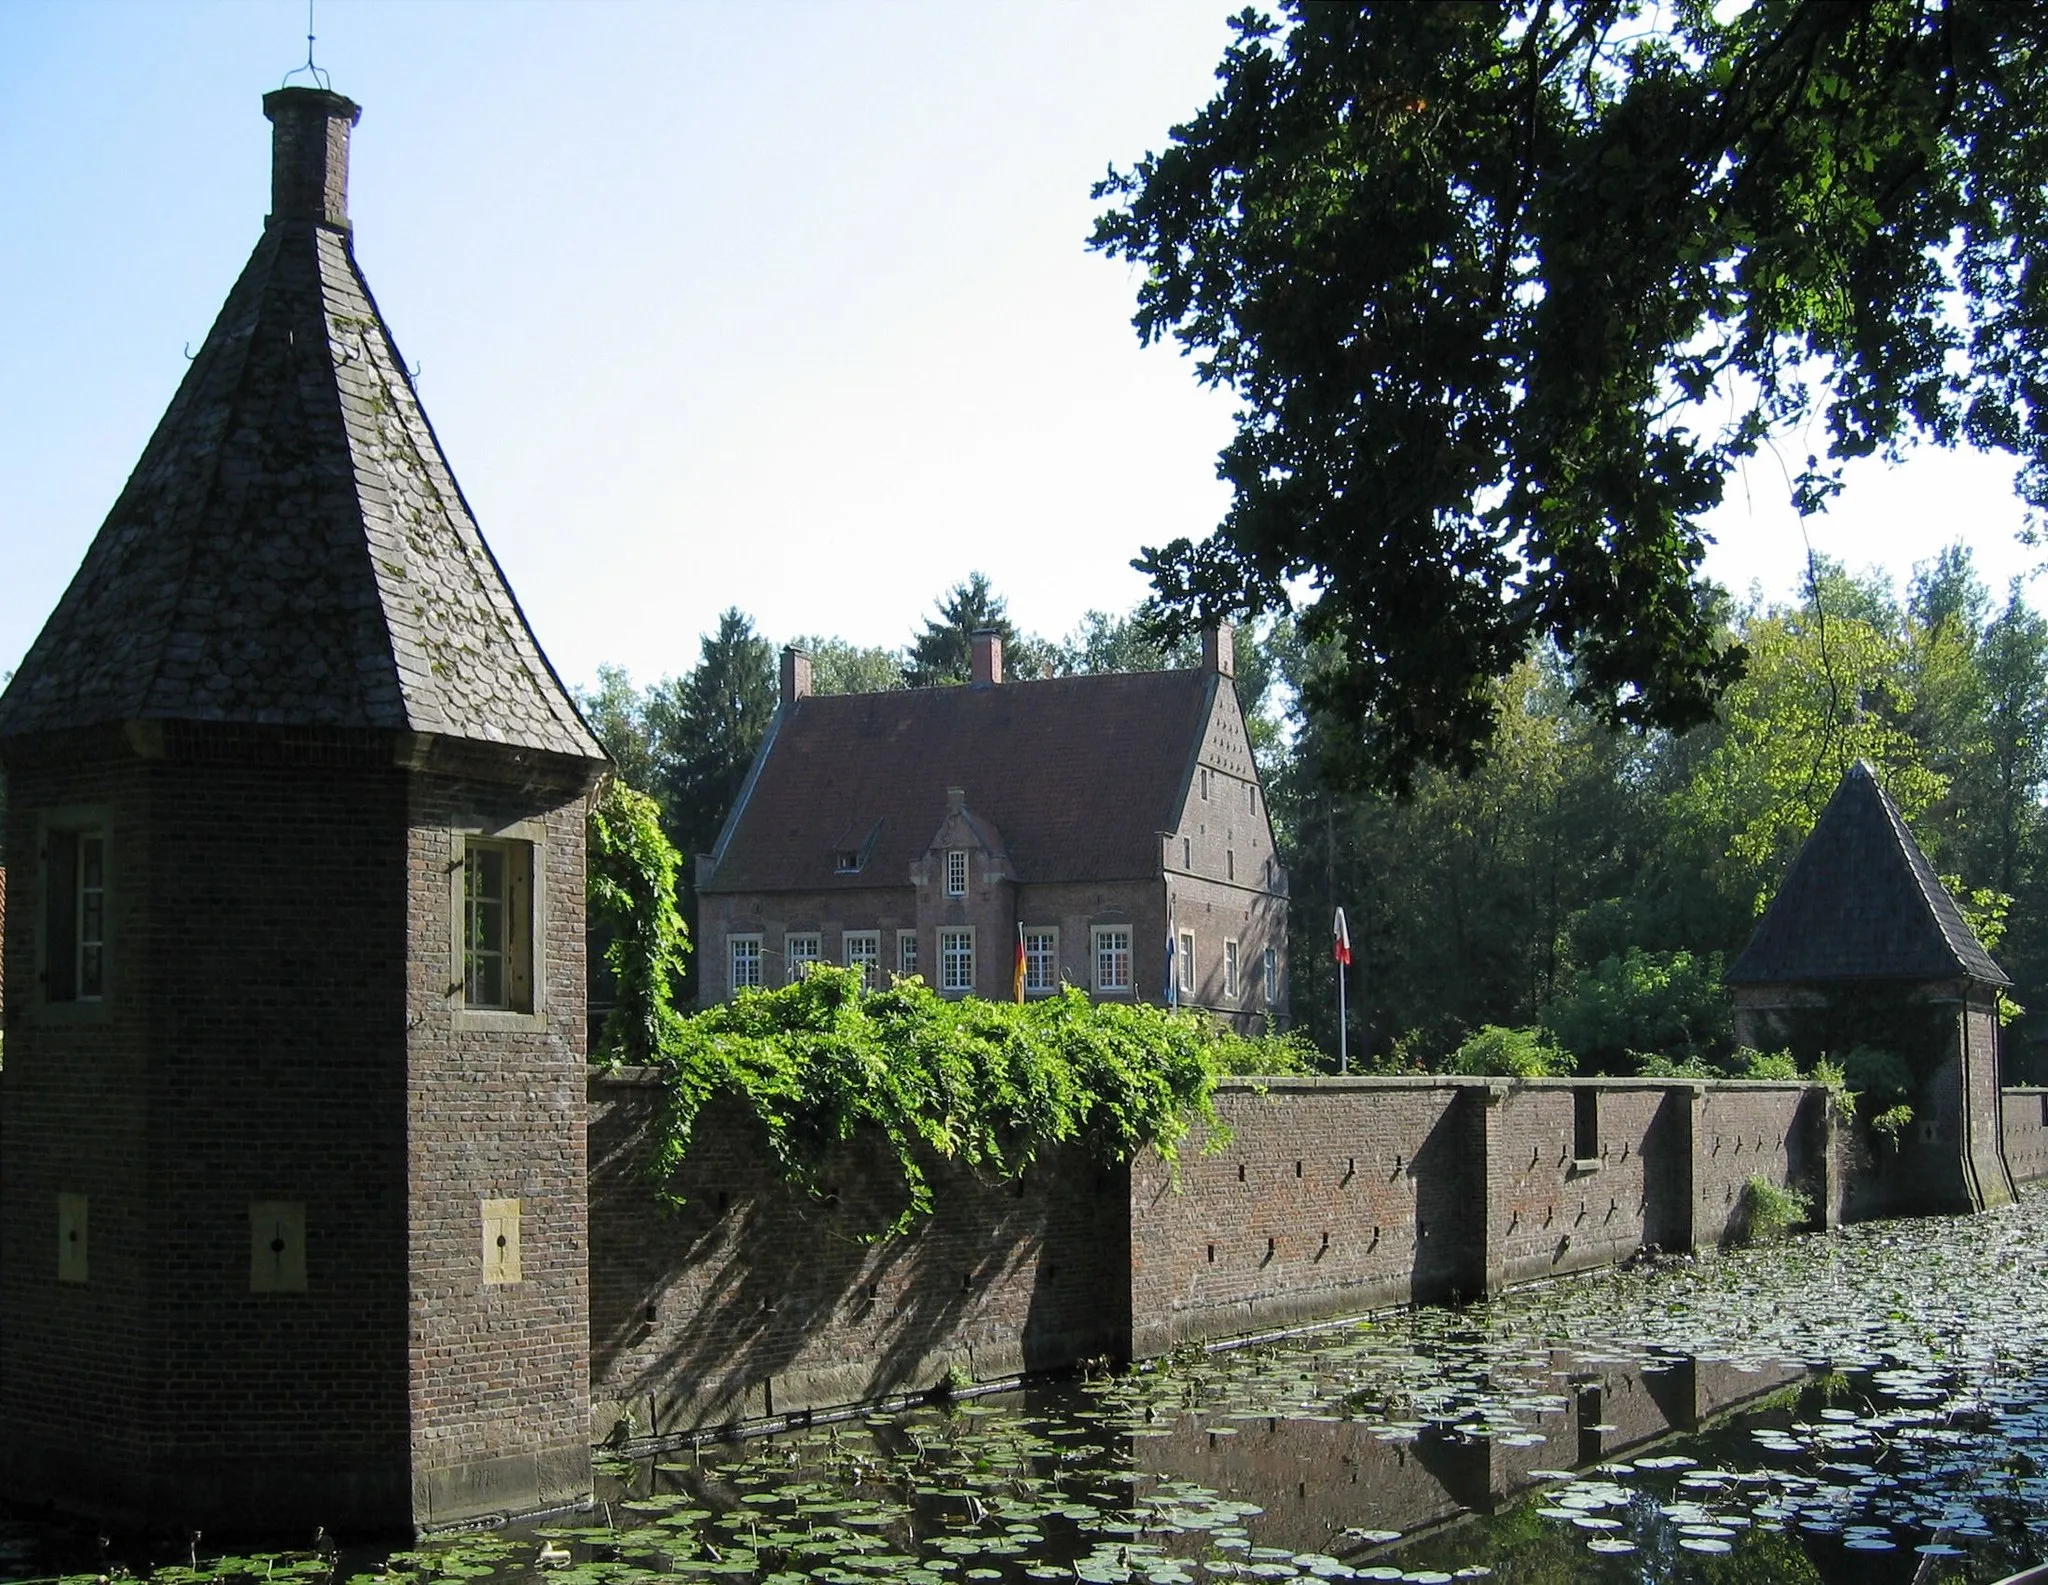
262 86 362 230
780 646 812 705
1203 621 1236 679
970 629 1003 687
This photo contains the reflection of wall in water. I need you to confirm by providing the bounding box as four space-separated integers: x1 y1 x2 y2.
1121 1351 1809 1557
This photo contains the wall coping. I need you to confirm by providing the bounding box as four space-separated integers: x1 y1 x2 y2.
590 1065 1832 1098
1211 1075 1824 1095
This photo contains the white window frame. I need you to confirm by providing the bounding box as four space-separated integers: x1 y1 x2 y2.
896 928 920 979
843 930 881 988
1263 946 1278 1005
447 818 547 1031
1092 926 1132 994
1178 930 1196 997
785 932 821 981
41 816 112 1009
945 849 969 896
730 933 764 994
1224 939 1239 999
1023 927 1059 995
939 928 975 994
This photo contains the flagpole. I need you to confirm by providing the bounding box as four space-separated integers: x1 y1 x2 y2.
1338 955 1348 1075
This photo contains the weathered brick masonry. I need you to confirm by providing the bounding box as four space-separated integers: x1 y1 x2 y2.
588 1078 1129 1440
590 1073 1841 1438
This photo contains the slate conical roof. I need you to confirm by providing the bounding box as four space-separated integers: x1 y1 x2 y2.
0 88 604 762
1727 760 2008 987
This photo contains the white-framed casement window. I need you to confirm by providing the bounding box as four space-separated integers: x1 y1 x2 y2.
939 928 975 993
945 849 969 896
1023 928 1059 995
730 934 764 994
897 929 920 978
1178 930 1196 997
462 837 534 1012
446 819 546 1028
1224 939 1240 999
785 932 822 981
1263 946 1278 1004
1092 926 1132 994
43 823 109 1004
843 930 881 988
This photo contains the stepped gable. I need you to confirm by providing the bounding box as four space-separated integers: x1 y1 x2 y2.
1727 759 2008 987
702 669 1214 890
0 87 602 763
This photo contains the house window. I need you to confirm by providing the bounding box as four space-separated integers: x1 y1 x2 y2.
730 935 763 993
1224 939 1239 999
834 849 862 873
946 850 969 896
1023 928 1059 994
939 928 974 993
44 827 108 1003
463 838 534 1011
1182 836 1192 869
785 932 821 980
1263 946 1277 1005
844 930 881 988
897 929 920 978
1093 926 1132 993
1178 930 1196 997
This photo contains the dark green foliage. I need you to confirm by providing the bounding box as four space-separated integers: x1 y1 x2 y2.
1094 1 2048 790
1542 948 1732 1075
786 634 906 694
652 968 1306 1238
1443 1025 1574 1079
904 573 1054 687
587 780 691 1068
645 607 777 859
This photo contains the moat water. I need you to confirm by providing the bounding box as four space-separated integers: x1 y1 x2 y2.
8 1189 2048 1585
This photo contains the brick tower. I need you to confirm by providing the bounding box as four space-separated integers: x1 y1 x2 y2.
0 89 608 1532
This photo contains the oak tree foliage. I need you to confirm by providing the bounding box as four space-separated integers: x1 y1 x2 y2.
1094 0 2048 791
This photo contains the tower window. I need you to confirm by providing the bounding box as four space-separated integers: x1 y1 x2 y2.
44 827 108 1003
464 838 533 1011
946 850 969 896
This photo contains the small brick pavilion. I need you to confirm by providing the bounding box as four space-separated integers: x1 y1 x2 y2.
0 88 608 1531
1726 760 2014 1214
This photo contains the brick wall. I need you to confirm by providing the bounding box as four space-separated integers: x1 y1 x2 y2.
588 1077 1129 1441
2002 1088 2048 1184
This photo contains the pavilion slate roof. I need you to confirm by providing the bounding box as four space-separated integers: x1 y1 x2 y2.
1726 760 2008 987
0 89 603 763
701 670 1216 892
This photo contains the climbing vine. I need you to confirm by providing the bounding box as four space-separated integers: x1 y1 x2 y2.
587 778 692 1067
586 788 1308 1236
651 969 1308 1238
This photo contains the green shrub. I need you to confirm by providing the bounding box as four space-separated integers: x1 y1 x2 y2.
1871 1103 1915 1146
1738 1047 1801 1080
1443 1025 1575 1078
1543 948 1732 1074
1632 1052 1717 1078
1738 1174 1810 1243
651 968 1296 1238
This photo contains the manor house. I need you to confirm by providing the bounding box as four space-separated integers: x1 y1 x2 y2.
695 630 1289 1031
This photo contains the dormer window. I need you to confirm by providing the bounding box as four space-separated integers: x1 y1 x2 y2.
946 850 968 896
834 849 861 873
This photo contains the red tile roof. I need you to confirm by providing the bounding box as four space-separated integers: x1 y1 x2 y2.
702 670 1216 891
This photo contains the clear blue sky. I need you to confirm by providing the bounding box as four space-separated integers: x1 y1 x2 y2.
3 0 2039 697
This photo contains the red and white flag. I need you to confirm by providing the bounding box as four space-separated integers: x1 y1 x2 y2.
1333 907 1352 967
